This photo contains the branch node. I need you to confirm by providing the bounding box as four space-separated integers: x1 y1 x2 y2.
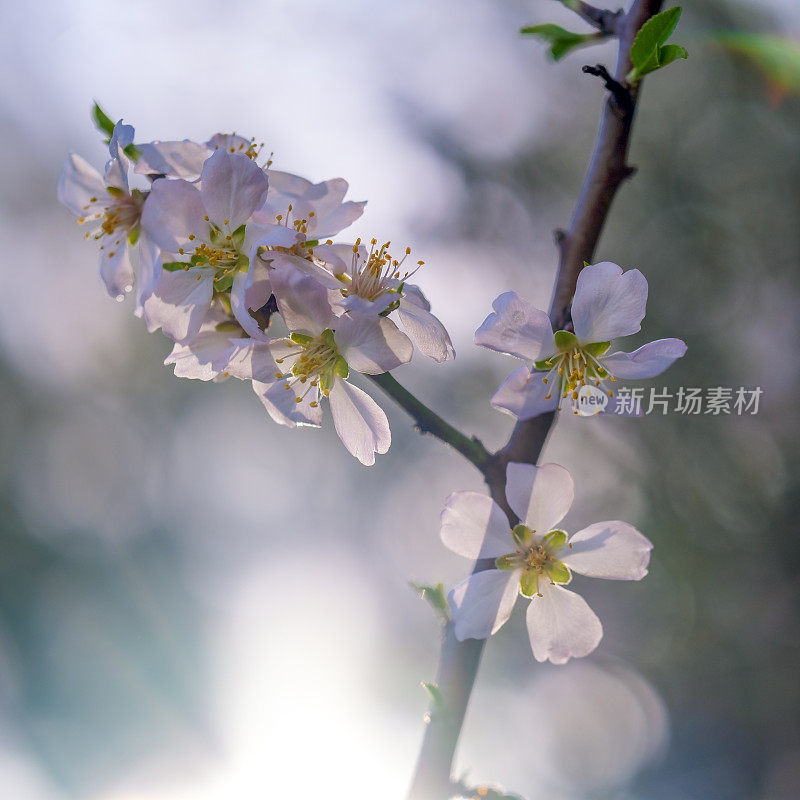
581 64 633 114
553 228 566 245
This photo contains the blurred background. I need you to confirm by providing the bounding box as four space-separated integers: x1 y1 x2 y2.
1 1 799 798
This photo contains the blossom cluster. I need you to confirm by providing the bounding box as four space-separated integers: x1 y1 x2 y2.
60 116 687 664
59 122 453 465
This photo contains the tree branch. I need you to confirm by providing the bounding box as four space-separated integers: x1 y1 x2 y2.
562 0 624 35
368 372 491 471
407 2 664 798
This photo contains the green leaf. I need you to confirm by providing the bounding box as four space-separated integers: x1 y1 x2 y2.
410 582 450 622
659 43 689 68
628 6 687 82
520 23 601 62
162 261 189 272
91 102 116 138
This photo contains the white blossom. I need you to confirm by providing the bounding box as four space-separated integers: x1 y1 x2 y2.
264 237 454 362
441 462 652 664
58 121 146 300
475 262 687 419
140 148 269 343
250 261 413 465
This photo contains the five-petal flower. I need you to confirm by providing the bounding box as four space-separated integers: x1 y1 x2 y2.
441 462 652 664
475 262 687 419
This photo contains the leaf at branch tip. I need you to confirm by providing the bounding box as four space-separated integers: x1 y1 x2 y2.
627 6 688 82
421 681 444 709
410 581 451 622
520 23 602 62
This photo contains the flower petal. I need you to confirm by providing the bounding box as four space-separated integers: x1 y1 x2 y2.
397 298 454 362
440 491 512 560
526 583 603 664
449 569 519 640
231 260 273 338
491 366 558 420
474 292 554 361
601 338 687 379
270 261 337 335
200 149 268 229
224 338 278 382
143 267 214 342
141 178 207 252
57 154 106 217
253 379 323 428
505 462 574 532
328 379 390 465
335 315 413 375
98 244 134 300
571 262 648 344
134 238 162 327
135 139 209 179
165 328 236 381
562 521 652 580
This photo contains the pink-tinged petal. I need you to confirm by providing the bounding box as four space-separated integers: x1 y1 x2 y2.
571 262 648 344
335 315 413 375
491 366 558 420
141 178 206 252
601 338 687 379
440 491 512 560
449 569 520 640
505 462 574 532
98 244 133 300
562 521 652 580
165 328 237 381
263 169 314 196
231 260 273 338
303 177 348 214
143 268 214 342
270 261 337 335
134 238 162 326
311 200 367 238
312 243 352 275
401 284 431 312
57 154 106 217
526 583 603 664
253 380 323 428
267 251 340 289
135 140 209 179
200 149 268 229
224 338 278 382
397 299 454 362
475 292 554 361
328 379 390 465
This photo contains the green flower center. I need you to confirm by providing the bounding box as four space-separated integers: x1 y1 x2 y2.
496 525 572 597
274 329 349 400
534 330 614 403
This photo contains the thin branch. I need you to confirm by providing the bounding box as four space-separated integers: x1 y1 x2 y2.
561 0 624 35
407 2 664 798
368 372 491 471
